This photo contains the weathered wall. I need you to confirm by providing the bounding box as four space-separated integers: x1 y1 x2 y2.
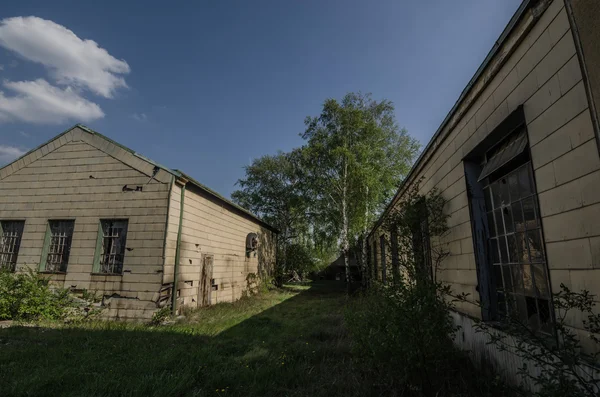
568 0 600 143
164 182 276 311
370 0 599 352
0 127 172 320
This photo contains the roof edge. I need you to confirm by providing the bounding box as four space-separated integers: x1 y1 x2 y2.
369 0 540 239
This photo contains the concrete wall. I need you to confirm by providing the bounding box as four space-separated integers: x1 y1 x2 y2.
0 127 172 320
370 0 599 360
164 182 276 311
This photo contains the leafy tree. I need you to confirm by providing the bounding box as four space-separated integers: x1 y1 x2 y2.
232 150 312 285
301 92 419 284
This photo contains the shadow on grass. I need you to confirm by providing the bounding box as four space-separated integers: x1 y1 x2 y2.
0 281 366 397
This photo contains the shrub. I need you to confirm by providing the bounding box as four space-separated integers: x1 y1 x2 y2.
346 279 463 395
475 284 600 396
0 268 73 321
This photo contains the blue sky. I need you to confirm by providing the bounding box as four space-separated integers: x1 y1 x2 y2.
0 0 521 198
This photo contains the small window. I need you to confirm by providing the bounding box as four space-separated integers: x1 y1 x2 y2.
372 241 378 280
411 199 432 281
0 220 25 272
94 219 128 274
42 220 75 273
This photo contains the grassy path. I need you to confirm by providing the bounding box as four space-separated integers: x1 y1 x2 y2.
0 281 366 397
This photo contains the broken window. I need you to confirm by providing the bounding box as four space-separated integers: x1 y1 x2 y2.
42 220 75 273
94 219 129 274
484 161 552 333
0 220 25 272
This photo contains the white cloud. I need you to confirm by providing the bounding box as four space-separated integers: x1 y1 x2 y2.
0 79 104 124
0 16 130 98
0 144 26 165
132 112 147 122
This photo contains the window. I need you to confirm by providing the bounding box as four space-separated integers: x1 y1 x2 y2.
380 235 387 284
484 162 551 333
0 221 25 271
41 220 75 273
94 219 129 274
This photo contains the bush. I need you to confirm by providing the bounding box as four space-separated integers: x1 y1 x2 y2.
346 279 465 395
0 268 78 321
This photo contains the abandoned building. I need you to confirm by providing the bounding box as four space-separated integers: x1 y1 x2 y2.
368 0 600 388
0 125 277 320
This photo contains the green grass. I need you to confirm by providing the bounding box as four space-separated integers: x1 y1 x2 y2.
0 281 370 397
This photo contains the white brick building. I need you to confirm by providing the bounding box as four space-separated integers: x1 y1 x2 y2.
368 0 600 388
0 125 277 320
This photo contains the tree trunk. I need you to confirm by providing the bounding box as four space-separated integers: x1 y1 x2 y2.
361 186 369 287
341 161 350 288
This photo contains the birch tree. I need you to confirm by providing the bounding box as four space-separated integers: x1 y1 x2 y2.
301 92 419 284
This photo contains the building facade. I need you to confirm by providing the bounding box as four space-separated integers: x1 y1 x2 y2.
368 0 600 387
0 125 277 320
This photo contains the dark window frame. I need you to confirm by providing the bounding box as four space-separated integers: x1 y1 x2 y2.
0 220 25 272
463 106 554 333
41 220 75 273
93 219 129 275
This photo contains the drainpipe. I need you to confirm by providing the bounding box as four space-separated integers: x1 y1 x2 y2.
172 178 188 314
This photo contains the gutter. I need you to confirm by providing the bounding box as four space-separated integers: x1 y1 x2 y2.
368 0 537 239
171 177 188 314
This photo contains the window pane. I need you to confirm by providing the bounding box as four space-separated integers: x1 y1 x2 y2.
100 219 128 274
494 209 504 235
532 264 549 298
523 264 535 296
511 264 525 294
507 234 518 263
502 265 513 292
491 182 503 209
527 230 544 262
514 293 529 325
512 201 525 232
526 296 540 329
0 221 25 271
499 236 508 263
522 197 539 229
484 187 493 211
499 177 510 206
487 212 497 237
515 232 527 263
497 291 507 317
490 239 500 264
519 165 534 197
538 299 552 333
508 173 520 201
47 220 74 273
493 264 503 289
503 206 514 233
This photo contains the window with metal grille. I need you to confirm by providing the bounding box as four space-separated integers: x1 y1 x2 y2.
0 220 25 271
44 220 74 273
96 219 128 274
484 162 552 333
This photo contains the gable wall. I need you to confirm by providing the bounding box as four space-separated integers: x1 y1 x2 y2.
0 127 172 320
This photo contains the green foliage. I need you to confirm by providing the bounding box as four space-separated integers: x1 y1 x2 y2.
150 306 172 326
475 284 600 396
301 92 420 281
0 268 74 321
346 281 471 396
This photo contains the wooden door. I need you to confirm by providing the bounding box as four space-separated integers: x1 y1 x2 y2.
198 254 213 307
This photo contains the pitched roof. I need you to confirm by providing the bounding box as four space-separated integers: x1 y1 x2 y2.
0 124 278 233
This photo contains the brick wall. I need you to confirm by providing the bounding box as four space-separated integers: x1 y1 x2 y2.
0 127 173 320
164 182 276 311
370 0 600 350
